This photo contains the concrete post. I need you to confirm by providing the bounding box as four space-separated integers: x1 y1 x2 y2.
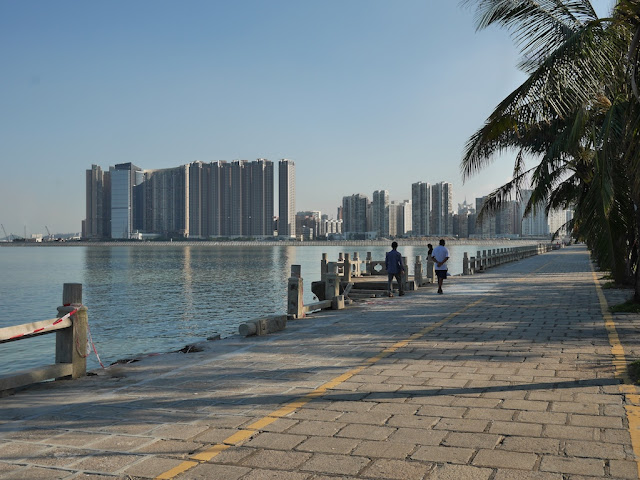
56 283 87 380
325 262 340 300
288 265 304 319
463 252 469 275
332 295 345 310
353 252 360 277
414 255 423 287
366 252 372 275
402 256 408 290
344 253 352 282
470 256 476 274
426 257 435 283
320 253 328 281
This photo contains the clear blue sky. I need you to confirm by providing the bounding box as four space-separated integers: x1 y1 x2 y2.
0 0 614 235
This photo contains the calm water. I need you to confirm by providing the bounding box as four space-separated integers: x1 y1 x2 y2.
0 243 514 375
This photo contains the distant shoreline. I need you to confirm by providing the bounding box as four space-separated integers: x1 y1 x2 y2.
0 238 548 248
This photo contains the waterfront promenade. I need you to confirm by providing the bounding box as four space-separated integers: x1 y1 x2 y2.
1 245 640 479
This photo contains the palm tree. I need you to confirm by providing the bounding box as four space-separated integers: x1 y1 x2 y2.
461 0 640 299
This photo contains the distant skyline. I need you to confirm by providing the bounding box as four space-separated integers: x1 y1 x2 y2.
0 0 615 235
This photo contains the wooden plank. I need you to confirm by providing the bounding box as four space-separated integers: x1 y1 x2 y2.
0 317 71 343
0 363 73 391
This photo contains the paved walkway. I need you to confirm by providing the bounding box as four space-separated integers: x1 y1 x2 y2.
1 245 640 479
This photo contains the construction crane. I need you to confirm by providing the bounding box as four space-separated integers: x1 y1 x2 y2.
45 225 52 241
0 224 8 241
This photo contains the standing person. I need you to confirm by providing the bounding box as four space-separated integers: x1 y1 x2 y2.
427 243 434 259
385 241 405 297
432 239 450 294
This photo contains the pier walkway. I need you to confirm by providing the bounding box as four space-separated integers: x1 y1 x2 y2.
2 245 640 479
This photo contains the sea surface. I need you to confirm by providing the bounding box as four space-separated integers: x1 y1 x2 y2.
0 243 524 375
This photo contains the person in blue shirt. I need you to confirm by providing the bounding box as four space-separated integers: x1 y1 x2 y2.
385 241 405 297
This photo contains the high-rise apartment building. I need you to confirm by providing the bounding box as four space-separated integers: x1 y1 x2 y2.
86 158 285 240
411 182 431 237
279 159 296 238
475 196 496 238
402 200 412 236
431 181 453 236
521 190 549 237
372 190 390 238
342 194 369 235
84 164 111 239
110 163 142 239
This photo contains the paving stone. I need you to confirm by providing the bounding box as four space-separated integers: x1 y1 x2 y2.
287 421 345 437
246 432 307 450
336 411 391 425
411 445 474 464
465 407 514 421
85 434 153 452
472 449 537 470
502 400 549 411
386 414 438 429
516 411 567 425
351 440 415 459
335 424 395 441
442 432 502 449
426 463 493 480
134 438 204 458
542 425 597 441
123 456 189 478
539 455 604 476
609 459 640 479
568 413 623 428
73 452 146 473
550 402 598 415
416 405 467 418
387 427 447 445
240 469 311 480
180 462 251 480
498 436 560 454
0 466 70 479
295 436 359 454
361 458 430 479
240 449 312 470
149 423 210 440
563 439 627 459
433 418 489 433
493 471 563 480
300 453 369 475
490 421 543 437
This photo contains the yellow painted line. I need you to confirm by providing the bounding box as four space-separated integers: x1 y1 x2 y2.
223 429 256 445
154 461 199 479
155 296 486 479
590 267 640 478
190 444 229 462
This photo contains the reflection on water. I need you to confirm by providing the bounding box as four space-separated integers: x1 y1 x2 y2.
0 243 514 374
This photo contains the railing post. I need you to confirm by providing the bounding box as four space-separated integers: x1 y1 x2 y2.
353 252 361 277
344 253 352 282
470 256 476 274
402 256 408 290
320 253 328 281
325 262 340 300
414 255 423 287
426 256 435 283
366 252 373 275
56 283 87 380
463 252 469 275
288 265 304 319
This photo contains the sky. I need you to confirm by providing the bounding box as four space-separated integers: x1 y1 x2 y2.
0 0 615 236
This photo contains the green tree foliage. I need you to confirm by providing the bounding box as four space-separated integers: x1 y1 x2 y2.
461 0 640 298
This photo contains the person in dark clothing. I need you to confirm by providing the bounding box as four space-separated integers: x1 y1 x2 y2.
385 241 405 297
